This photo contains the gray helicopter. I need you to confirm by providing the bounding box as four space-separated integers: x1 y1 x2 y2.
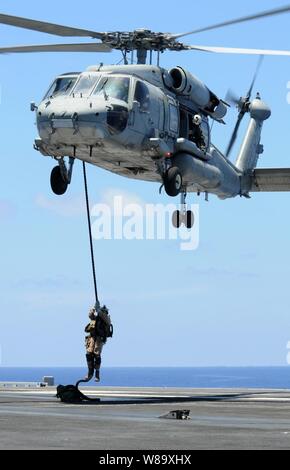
1 6 290 228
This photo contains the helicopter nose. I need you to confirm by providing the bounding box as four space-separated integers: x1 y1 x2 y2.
36 99 112 142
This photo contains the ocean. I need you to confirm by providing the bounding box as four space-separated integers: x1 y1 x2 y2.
0 367 290 389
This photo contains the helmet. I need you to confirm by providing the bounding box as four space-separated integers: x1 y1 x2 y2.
193 114 202 126
101 305 108 313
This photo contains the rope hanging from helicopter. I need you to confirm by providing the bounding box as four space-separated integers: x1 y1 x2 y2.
82 161 99 305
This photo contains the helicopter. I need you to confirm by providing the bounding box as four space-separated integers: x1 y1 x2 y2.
1 6 290 229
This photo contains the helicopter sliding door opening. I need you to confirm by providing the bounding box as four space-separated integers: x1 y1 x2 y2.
177 106 210 151
187 113 210 152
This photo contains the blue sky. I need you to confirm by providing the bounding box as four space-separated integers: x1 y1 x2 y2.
1 0 290 367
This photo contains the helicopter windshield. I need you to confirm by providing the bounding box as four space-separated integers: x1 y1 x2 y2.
93 76 130 103
44 76 78 100
72 73 99 96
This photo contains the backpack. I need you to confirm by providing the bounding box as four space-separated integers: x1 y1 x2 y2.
95 310 113 343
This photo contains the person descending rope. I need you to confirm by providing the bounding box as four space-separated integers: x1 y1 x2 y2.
84 302 113 382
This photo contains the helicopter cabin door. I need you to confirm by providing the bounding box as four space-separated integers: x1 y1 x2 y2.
130 79 165 139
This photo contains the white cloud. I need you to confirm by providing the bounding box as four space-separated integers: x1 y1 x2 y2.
99 187 145 216
35 189 145 218
35 193 85 217
101 188 145 207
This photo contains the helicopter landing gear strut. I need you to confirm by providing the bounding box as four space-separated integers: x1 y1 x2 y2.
50 157 75 195
172 191 195 229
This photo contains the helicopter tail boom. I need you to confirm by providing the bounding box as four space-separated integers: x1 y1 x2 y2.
235 96 271 173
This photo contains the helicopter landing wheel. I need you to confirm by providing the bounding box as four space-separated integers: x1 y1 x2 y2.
186 210 195 229
164 167 182 197
50 166 68 196
172 210 195 229
172 210 182 228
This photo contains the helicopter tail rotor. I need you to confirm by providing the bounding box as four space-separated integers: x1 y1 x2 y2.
225 56 264 157
225 89 240 107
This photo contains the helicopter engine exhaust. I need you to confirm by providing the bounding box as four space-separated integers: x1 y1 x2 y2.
169 66 227 120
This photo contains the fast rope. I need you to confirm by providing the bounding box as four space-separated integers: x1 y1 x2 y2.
82 161 99 305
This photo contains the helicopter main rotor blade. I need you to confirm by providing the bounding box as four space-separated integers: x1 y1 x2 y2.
0 43 112 54
187 45 290 57
0 13 104 39
172 4 290 39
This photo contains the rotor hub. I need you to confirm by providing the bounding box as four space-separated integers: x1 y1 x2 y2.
100 30 187 52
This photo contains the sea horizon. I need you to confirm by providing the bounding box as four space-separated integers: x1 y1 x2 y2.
1 366 290 389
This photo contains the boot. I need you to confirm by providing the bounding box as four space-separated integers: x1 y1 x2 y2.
94 356 101 383
95 369 100 382
85 353 94 381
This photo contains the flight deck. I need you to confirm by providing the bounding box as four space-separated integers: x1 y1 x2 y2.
1 386 290 450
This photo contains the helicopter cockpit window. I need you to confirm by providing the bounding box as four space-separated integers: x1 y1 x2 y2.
93 76 130 103
72 74 99 96
134 81 150 111
44 76 77 100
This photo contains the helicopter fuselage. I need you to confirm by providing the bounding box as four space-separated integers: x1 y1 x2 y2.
34 64 255 199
